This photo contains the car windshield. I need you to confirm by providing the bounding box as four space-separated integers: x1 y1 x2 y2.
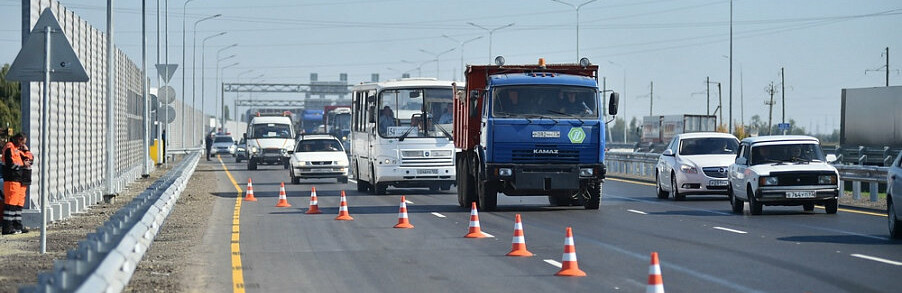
295 139 343 152
751 143 825 165
214 136 233 143
378 87 453 138
250 123 292 139
492 85 597 118
679 137 739 155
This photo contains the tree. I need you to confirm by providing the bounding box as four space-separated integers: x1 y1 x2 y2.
609 117 625 142
0 64 22 132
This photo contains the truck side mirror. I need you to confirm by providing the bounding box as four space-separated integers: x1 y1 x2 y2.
608 92 619 115
469 90 480 118
242 133 247 139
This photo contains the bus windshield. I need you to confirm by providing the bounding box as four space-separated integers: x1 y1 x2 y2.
378 87 453 138
492 85 597 118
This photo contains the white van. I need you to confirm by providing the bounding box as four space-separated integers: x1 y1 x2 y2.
245 113 296 170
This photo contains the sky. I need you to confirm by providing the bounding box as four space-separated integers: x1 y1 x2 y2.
1 0 900 135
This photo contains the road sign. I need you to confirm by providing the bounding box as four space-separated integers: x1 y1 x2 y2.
158 105 176 123
155 64 178 83
6 9 88 82
158 86 176 104
778 123 791 131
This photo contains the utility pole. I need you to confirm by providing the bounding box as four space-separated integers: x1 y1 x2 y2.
706 76 710 115
649 81 653 116
887 47 890 87
765 82 778 136
781 67 786 135
717 82 722 128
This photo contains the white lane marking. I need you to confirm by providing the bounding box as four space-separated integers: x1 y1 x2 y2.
404 199 414 204
348 179 357 184
713 226 748 234
544 259 563 268
431 212 446 218
851 254 902 266
481 232 495 238
627 209 648 215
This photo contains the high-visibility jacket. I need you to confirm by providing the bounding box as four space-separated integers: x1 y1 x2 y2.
2 142 33 183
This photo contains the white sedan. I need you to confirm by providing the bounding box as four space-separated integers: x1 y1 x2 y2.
655 132 740 200
289 135 350 184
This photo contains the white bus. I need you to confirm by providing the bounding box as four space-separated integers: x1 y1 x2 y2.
350 78 456 195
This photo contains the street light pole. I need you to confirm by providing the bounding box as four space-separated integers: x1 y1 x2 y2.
215 43 237 129
191 14 221 146
442 35 482 81
179 0 196 148
467 22 514 62
201 32 225 134
419 48 456 79
550 0 598 61
220 62 239 129
235 70 253 122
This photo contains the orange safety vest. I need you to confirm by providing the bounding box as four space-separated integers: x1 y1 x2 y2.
2 142 33 182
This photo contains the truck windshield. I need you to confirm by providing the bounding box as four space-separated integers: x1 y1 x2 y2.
679 138 739 155
378 87 453 138
250 123 292 139
751 143 825 165
492 85 597 118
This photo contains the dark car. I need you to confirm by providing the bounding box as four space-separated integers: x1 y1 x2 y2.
235 137 247 163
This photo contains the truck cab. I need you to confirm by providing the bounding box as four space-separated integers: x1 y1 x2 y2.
245 112 296 170
455 58 619 210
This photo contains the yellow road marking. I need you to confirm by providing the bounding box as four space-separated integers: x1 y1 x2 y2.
606 177 887 217
219 156 247 293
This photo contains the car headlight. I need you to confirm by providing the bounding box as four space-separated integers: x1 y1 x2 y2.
579 167 594 177
759 176 779 186
679 164 698 174
818 175 836 185
250 146 258 153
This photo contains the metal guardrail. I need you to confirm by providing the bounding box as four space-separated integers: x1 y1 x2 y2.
604 151 889 202
20 151 201 293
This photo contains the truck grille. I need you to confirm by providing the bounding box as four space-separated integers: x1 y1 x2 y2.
501 144 594 164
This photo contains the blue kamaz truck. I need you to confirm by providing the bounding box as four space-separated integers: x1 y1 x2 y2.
454 58 619 210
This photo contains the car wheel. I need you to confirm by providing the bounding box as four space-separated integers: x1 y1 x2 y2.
291 175 300 184
339 176 348 184
749 189 763 215
803 203 815 212
247 159 257 170
889 197 902 239
284 161 291 170
656 173 669 199
672 174 685 201
824 198 838 214
729 186 743 214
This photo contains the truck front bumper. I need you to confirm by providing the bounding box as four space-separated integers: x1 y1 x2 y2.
488 163 605 193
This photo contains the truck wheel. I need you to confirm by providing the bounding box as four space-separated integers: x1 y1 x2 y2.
749 189 763 215
583 182 601 210
248 159 257 170
456 154 476 208
656 174 669 199
374 182 387 195
824 198 838 214
477 179 498 211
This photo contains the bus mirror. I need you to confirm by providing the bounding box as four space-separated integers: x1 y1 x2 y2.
608 92 619 115
369 107 376 123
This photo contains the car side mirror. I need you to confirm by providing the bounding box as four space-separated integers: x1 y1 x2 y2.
735 157 747 165
287 150 294 154
608 92 619 115
662 149 674 156
825 154 837 163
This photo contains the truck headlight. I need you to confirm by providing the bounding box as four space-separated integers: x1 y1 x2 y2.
680 164 698 174
759 176 779 186
818 175 836 185
297 161 307 166
579 168 594 177
498 168 513 177
250 146 258 154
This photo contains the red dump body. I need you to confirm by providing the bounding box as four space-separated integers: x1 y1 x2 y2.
452 63 598 151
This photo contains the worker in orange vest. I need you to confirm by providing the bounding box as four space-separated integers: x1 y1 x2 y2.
2 133 33 235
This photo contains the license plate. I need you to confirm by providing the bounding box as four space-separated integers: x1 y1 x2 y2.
786 191 816 198
417 169 438 175
708 180 728 186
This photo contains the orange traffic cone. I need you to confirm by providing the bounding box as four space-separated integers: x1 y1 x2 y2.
335 190 354 221
464 202 488 238
393 196 414 228
647 252 664 293
506 214 533 257
555 227 586 277
305 187 322 214
275 182 292 207
243 178 257 202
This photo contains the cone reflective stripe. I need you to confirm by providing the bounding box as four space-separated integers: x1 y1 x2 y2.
335 190 354 220
393 196 414 228
647 252 664 293
243 178 257 202
464 202 487 238
506 214 533 256
305 187 322 214
275 182 291 207
555 227 586 277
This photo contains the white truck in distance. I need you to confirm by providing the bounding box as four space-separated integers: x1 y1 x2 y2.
244 113 296 170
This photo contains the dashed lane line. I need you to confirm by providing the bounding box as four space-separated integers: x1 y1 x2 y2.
544 259 563 268
431 212 447 218
851 254 902 266
713 226 748 234
627 209 648 215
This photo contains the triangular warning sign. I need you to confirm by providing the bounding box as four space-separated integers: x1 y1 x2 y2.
7 9 88 82
156 64 178 83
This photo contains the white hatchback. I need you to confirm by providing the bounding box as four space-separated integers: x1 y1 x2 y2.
655 132 740 200
289 135 350 184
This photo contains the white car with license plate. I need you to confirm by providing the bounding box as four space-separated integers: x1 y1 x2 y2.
656 132 740 200
289 135 349 184
727 136 839 215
